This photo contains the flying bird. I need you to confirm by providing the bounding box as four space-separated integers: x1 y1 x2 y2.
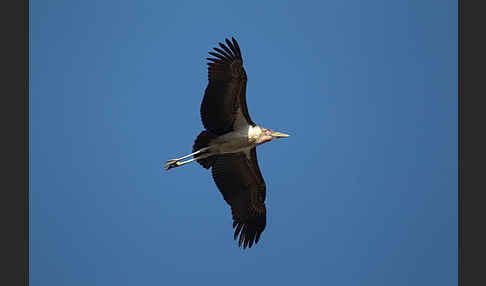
164 37 289 249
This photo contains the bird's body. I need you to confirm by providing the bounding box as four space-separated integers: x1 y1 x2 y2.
204 125 269 154
210 125 255 154
164 37 289 249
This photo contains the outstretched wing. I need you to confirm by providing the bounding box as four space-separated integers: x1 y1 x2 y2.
211 148 266 249
201 37 255 136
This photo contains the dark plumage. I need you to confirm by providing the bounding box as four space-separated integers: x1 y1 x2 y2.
211 150 266 248
165 37 289 249
201 38 253 135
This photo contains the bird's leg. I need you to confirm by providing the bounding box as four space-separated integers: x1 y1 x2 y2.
163 147 210 170
166 147 209 162
163 153 212 170
164 157 197 170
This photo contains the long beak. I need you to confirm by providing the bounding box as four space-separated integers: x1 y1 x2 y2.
271 131 290 138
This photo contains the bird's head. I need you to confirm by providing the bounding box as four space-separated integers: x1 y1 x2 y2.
255 127 290 145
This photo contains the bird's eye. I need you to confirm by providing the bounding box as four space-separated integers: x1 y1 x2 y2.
265 130 271 136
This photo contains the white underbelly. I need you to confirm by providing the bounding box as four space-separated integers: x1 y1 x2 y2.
219 141 254 154
213 127 254 154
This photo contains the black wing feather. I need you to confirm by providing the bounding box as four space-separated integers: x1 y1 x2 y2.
211 149 266 249
218 42 235 58
201 37 254 135
213 47 233 60
231 37 242 58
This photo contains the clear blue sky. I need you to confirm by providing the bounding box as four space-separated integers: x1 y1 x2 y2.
30 1 457 285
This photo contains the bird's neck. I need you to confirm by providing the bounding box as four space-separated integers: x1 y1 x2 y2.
248 125 262 141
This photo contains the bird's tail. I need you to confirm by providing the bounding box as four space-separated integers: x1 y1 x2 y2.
192 130 217 169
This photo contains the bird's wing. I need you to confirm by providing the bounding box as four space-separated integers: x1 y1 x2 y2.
201 37 255 136
211 148 266 248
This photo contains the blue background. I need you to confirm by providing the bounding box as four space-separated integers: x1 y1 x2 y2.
30 1 457 285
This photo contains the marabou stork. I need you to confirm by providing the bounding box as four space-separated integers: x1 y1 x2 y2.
164 37 289 249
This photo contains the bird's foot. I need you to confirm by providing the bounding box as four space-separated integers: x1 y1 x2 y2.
163 159 181 170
